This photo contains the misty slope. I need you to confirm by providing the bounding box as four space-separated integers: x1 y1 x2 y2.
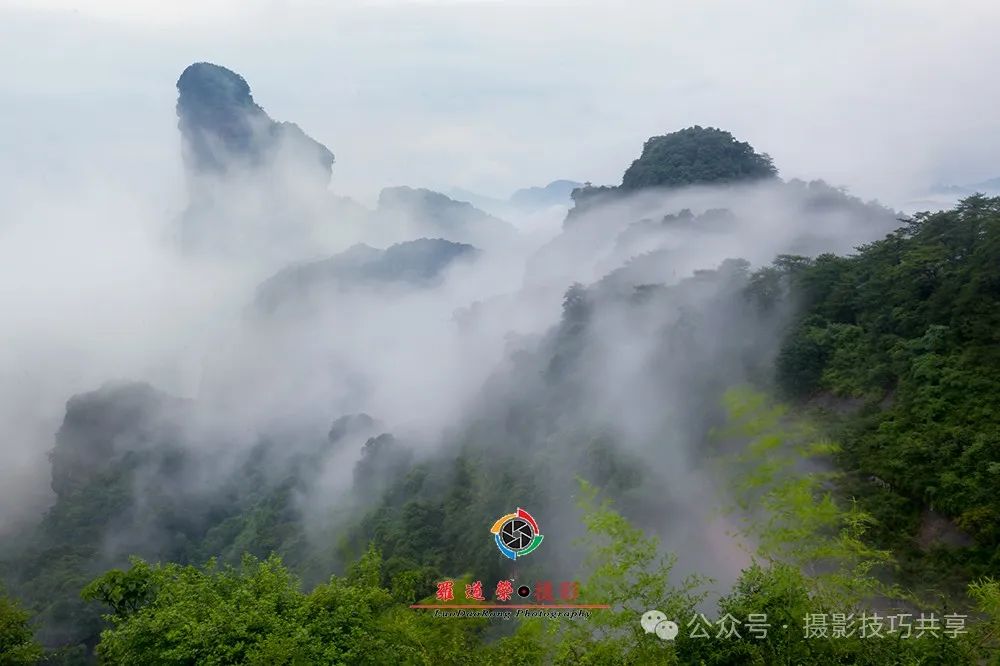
0 381 394 650
373 186 516 248
529 188 898 293
7 252 778 650
254 238 479 313
338 257 786 596
0 119 855 646
339 196 1000 618
0 384 194 647
523 127 899 297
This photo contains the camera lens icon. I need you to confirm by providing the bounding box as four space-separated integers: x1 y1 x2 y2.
641 610 678 641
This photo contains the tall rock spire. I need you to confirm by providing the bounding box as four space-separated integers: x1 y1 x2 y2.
176 62 334 178
173 63 336 258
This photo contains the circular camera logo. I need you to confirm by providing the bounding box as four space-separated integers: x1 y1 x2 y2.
491 507 544 560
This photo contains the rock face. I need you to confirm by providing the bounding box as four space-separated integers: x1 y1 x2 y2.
176 62 334 178
174 63 337 258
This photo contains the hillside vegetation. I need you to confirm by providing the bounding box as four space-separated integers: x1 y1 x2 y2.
772 194 1000 587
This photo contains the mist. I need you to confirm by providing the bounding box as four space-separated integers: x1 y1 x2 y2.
0 65 900 571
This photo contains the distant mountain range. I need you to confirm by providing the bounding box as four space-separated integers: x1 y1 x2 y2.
929 177 1000 197
902 177 1000 213
254 238 479 313
173 63 517 258
448 179 583 216
374 186 515 247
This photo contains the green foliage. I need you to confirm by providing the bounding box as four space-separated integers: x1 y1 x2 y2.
83 550 484 665
81 560 155 617
575 481 706 631
620 126 776 191
342 443 559 600
679 562 967 665
770 195 1000 583
484 480 703 665
0 585 43 665
967 578 1000 656
672 389 989 664
487 448 995 665
703 387 998 664
0 384 318 653
84 555 310 664
77 420 1000 664
544 481 704 663
716 387 899 609
566 126 780 223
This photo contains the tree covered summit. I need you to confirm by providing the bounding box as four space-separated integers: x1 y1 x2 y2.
620 126 777 190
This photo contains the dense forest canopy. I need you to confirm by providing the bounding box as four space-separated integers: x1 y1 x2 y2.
621 126 778 191
772 194 1000 590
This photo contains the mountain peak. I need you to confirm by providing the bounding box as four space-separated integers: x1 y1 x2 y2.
176 62 334 177
621 126 776 191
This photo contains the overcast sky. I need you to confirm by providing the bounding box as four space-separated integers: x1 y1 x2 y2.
1 0 998 206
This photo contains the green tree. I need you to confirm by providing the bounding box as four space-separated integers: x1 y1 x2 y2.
0 585 42 665
83 549 484 665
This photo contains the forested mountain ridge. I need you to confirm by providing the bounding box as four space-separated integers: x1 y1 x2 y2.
771 194 1000 590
